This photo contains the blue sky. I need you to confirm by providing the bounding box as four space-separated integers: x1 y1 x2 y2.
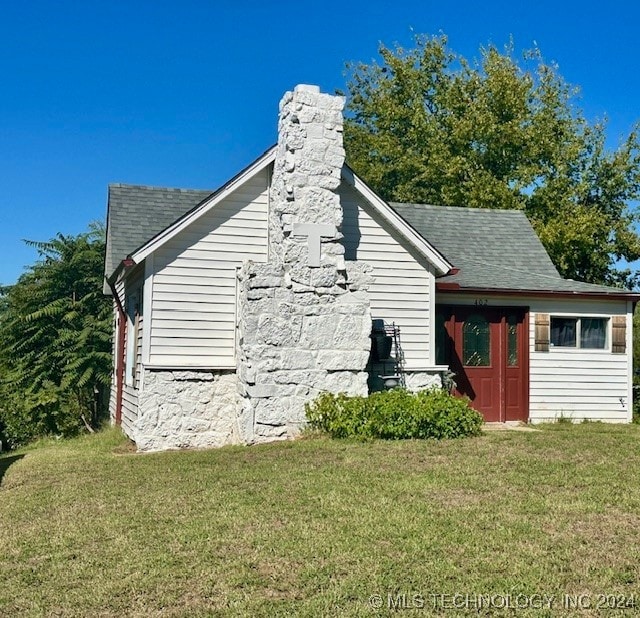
1 0 639 285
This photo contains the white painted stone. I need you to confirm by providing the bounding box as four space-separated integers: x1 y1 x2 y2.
235 85 372 446
248 275 283 289
254 422 289 440
324 371 369 395
135 370 241 452
345 263 374 291
333 315 366 349
316 350 371 370
256 314 303 347
300 314 340 349
279 349 316 370
294 83 321 94
404 371 443 392
309 266 339 288
269 369 327 386
253 398 288 426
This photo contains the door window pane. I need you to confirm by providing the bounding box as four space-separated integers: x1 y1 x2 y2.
581 318 607 349
435 311 447 365
507 314 518 366
550 317 577 347
463 315 490 366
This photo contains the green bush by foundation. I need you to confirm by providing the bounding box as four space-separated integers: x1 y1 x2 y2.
305 388 483 440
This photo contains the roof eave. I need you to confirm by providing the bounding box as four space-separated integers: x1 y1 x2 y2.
436 282 640 302
104 256 138 290
129 146 277 264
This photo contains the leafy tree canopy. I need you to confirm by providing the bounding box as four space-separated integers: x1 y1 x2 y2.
343 35 640 288
0 222 111 447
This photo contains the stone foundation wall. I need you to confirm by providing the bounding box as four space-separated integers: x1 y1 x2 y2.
135 370 241 451
404 370 443 392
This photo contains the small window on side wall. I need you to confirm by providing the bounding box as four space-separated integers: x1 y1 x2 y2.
550 316 607 350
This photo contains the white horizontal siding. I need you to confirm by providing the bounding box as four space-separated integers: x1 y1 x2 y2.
108 299 119 424
339 181 433 367
528 298 630 422
121 384 138 437
149 168 269 367
151 310 236 322
435 293 632 422
134 313 143 390
148 355 235 368
115 271 144 437
110 281 138 435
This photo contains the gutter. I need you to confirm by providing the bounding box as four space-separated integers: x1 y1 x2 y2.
435 282 640 303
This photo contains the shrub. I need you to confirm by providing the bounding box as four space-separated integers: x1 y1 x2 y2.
305 388 483 440
0 383 83 449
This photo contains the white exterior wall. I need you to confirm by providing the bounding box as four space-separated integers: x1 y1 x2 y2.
122 273 144 434
147 168 269 368
339 181 435 369
529 297 631 423
108 298 118 422
108 272 145 438
437 293 633 423
107 281 136 435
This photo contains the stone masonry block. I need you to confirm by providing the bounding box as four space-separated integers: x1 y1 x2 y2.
256 314 303 347
279 349 316 370
324 371 369 396
316 350 370 371
300 314 338 349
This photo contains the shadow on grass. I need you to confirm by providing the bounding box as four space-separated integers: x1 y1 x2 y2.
0 454 24 486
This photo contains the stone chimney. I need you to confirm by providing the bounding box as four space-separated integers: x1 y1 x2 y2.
236 85 373 444
269 84 347 270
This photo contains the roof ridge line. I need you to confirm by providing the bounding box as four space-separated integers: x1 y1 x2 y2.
391 202 526 215
109 182 213 192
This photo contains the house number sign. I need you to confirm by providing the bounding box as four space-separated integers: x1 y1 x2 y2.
474 299 489 307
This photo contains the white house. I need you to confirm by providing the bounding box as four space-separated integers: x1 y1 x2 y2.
103 85 638 451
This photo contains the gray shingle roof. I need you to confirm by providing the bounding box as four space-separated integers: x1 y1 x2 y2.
103 180 631 298
391 203 631 296
104 184 212 280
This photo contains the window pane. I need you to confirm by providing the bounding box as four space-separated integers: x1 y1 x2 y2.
463 315 490 366
507 314 518 366
581 318 607 349
551 317 577 347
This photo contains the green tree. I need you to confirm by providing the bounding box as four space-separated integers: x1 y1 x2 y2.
0 223 112 447
344 35 640 287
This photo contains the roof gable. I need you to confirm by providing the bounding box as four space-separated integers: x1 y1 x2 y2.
341 169 452 275
104 149 454 286
127 147 276 267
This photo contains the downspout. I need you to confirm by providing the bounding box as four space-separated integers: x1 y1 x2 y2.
107 277 126 427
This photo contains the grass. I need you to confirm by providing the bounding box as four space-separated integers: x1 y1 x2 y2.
2 424 640 617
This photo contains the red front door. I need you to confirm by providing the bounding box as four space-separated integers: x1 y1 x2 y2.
439 306 529 422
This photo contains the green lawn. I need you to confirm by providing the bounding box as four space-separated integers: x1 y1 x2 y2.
1 424 640 617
